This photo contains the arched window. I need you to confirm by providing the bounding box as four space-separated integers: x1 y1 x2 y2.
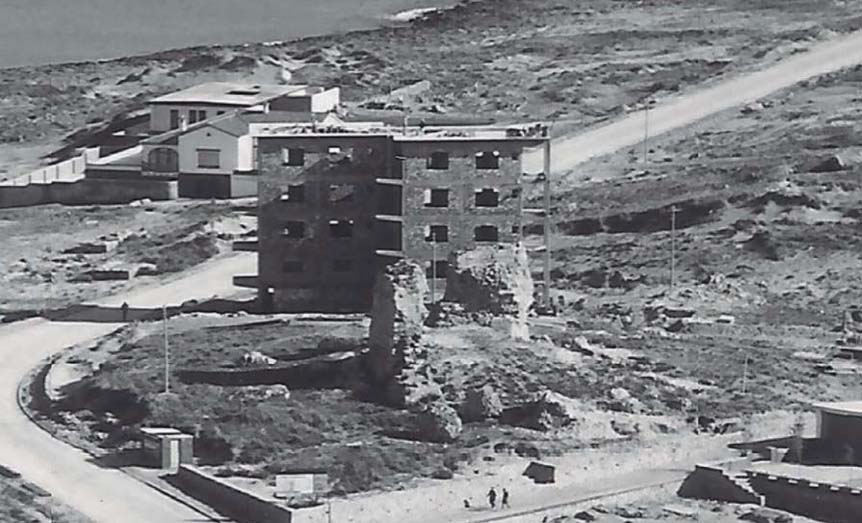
147 148 179 172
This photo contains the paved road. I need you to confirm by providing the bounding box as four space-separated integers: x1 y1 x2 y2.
522 29 862 174
0 253 255 523
4 28 862 523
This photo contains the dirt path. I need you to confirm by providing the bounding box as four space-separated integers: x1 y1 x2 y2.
522 29 862 175
0 253 254 523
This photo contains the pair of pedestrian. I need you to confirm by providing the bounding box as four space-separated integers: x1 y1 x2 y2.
487 487 509 509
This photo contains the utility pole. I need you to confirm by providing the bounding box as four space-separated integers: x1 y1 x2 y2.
163 304 170 394
542 138 552 307
741 350 750 395
431 231 437 304
670 205 679 289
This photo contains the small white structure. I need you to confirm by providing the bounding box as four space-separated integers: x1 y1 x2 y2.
275 470 329 496
140 427 194 471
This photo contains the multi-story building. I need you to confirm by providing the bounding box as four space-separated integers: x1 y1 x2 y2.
246 120 550 312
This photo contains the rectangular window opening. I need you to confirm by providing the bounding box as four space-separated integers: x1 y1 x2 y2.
475 188 500 208
279 184 305 203
283 148 305 167
424 225 449 243
282 221 306 239
329 219 354 238
423 188 449 208
196 148 220 169
426 260 448 279
169 110 180 130
427 151 450 170
474 225 499 242
475 151 500 170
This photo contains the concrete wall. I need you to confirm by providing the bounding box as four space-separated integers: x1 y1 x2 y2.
3 150 92 186
231 173 258 198
179 125 239 175
750 472 862 523
151 104 237 133
0 178 177 209
257 135 390 311
174 465 327 523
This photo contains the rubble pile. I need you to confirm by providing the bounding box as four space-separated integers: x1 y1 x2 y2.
443 244 534 341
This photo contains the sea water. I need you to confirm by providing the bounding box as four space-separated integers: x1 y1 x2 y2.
0 0 451 69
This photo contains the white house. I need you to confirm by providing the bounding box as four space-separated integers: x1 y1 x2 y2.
147 82 341 133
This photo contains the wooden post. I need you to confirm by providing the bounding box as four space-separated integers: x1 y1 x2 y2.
163 305 170 394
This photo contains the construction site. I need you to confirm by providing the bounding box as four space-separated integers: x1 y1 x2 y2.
4 1 862 523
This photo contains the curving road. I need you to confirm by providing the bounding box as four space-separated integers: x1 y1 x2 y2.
522 29 862 174
0 253 255 523
3 28 862 523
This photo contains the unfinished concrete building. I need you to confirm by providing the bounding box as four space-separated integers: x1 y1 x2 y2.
245 121 550 312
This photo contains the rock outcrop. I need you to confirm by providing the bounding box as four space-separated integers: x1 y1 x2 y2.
459 385 503 422
444 244 534 340
501 390 586 431
417 401 462 443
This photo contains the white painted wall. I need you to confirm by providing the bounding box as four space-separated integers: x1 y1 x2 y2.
236 135 254 172
310 87 341 113
150 104 237 133
178 126 238 175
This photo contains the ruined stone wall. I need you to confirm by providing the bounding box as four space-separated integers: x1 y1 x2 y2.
444 243 534 340
367 260 428 385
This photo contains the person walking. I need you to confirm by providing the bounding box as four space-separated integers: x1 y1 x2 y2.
121 301 129 322
487 487 497 509
501 488 510 509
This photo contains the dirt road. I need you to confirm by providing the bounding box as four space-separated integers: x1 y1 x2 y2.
522 30 862 174
0 253 255 523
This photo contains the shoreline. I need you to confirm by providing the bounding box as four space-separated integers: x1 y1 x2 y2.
0 1 467 73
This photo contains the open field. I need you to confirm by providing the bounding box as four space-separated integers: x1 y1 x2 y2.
2 0 862 179
0 199 255 315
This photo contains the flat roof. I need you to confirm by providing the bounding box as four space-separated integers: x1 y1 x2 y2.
812 401 862 416
252 122 549 142
148 82 310 106
140 427 182 436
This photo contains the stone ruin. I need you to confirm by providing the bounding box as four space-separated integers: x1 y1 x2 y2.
442 243 534 341
367 260 440 407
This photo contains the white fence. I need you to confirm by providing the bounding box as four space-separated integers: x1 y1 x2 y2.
1 148 97 187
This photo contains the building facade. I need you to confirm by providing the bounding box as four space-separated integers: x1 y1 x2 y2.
251 123 549 312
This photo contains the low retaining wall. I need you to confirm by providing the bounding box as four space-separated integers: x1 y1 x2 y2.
176 352 358 388
750 472 862 523
174 465 327 523
0 178 177 209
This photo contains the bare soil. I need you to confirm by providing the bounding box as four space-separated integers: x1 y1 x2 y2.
0 199 254 316
2 0 861 178
0 473 90 523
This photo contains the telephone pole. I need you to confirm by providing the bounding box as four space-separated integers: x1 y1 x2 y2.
163 304 170 394
741 350 750 395
542 138 552 307
671 205 679 289
431 232 437 304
